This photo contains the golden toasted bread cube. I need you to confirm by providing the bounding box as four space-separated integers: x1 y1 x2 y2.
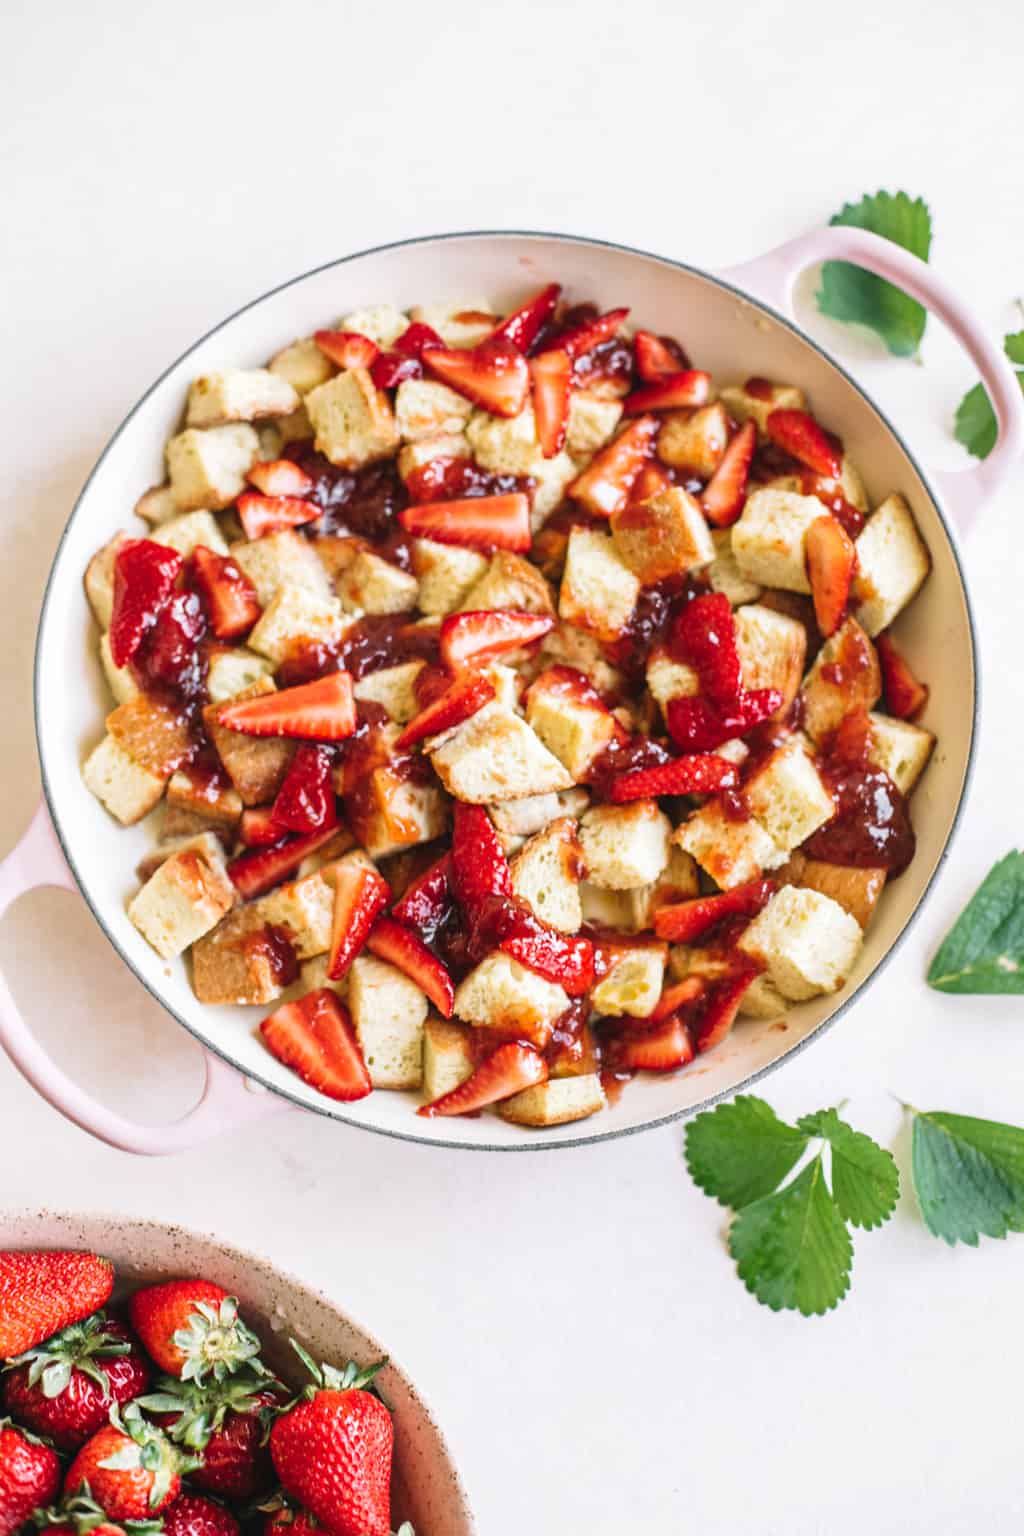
708 529 763 607
453 952 569 1034
743 738 834 855
412 537 489 616
338 304 409 349
192 905 294 1006
852 493 931 636
735 603 807 714
135 831 228 885
203 680 295 806
205 646 273 705
738 885 863 1001
422 1016 475 1103
657 402 730 477
867 711 934 795
499 1074 606 1127
106 695 193 779
457 551 555 615
397 433 471 486
186 369 299 428
135 484 179 526
230 529 333 607
525 672 617 781
800 618 881 743
166 765 243 832
257 870 334 960
128 848 236 960
410 298 494 348
268 336 335 396
82 734 167 825
395 379 473 441
719 379 806 435
610 486 714 584
150 510 229 559
84 533 129 630
731 488 825 594
166 425 259 511
559 527 640 643
305 368 399 470
353 661 427 725
674 802 785 890
247 583 349 665
566 393 623 458
579 801 672 891
510 817 583 933
591 943 667 1018
780 851 886 930
99 632 141 706
337 550 419 615
347 955 426 1089
429 703 573 803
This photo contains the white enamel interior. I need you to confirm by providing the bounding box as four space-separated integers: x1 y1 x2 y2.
35 232 976 1149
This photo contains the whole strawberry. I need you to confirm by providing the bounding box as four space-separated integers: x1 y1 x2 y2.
137 1370 279 1500
32 1490 162 1536
161 1493 238 1536
0 1420 61 1536
269 1347 393 1536
261 1498 321 1536
2 1315 150 1451
64 1406 188 1519
129 1283 264 1384
0 1253 114 1360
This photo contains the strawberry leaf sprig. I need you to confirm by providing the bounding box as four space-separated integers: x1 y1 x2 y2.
954 330 1024 460
816 190 933 357
33 1492 165 1536
2 1313 131 1399
286 1342 387 1405
136 1368 281 1452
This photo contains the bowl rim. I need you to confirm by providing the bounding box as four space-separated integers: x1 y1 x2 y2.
33 227 980 1151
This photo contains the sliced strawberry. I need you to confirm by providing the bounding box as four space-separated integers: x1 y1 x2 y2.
608 1014 695 1073
450 802 512 911
228 825 344 899
395 671 495 750
314 329 380 370
673 592 742 707
370 352 422 389
568 415 659 517
246 459 315 498
492 283 561 353
260 989 371 1101
633 330 689 381
653 879 776 942
217 672 356 741
529 350 572 457
327 863 391 980
766 408 842 478
399 492 531 551
623 370 711 414
501 927 594 997
700 420 757 528
806 514 856 637
693 966 759 1052
109 539 183 667
191 546 261 640
422 336 530 418
439 609 553 670
394 322 445 359
236 492 321 541
646 976 705 1021
270 743 338 835
391 855 453 944
367 915 454 1017
666 688 782 751
418 1041 547 1117
877 632 929 720
552 307 629 360
239 805 282 848
610 753 739 801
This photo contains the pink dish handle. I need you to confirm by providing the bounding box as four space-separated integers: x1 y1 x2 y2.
0 801 293 1155
719 226 1024 535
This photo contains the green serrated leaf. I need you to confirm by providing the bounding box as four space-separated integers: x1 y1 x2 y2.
729 1156 853 1316
1003 329 1024 365
684 1095 809 1210
816 190 932 356
927 851 1024 992
954 369 1024 460
910 1110 1024 1246
798 1109 900 1230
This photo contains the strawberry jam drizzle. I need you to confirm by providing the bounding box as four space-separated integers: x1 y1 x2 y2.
283 445 408 541
404 457 532 506
240 924 299 988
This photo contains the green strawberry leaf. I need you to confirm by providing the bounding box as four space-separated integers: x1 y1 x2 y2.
953 331 1024 460
798 1108 900 1230
729 1156 853 1316
684 1095 809 1210
816 190 932 357
927 851 1024 993
910 1109 1024 1245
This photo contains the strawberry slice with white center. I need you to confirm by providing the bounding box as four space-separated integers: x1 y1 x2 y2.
217 672 357 741
450 802 512 911
314 329 380 370
236 492 321 541
260 989 371 1101
421 336 530 418
391 852 453 936
327 863 391 981
609 753 740 802
608 1015 695 1073
766 407 842 478
366 915 455 1018
622 370 711 414
529 350 572 457
652 879 776 943
693 966 759 1053
395 671 495 750
633 330 690 381
567 415 660 517
398 492 531 552
109 538 183 667
270 743 338 835
439 609 554 670
191 545 261 640
700 420 757 528
228 824 346 899
553 307 630 359
806 513 856 637
418 1041 547 1117
239 805 282 847
876 632 929 720
247 458 315 498
491 283 561 352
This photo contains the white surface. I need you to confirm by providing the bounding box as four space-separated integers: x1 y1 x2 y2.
1 0 1022 1530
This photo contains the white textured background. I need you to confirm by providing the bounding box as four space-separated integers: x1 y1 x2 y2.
2 1 1023 1529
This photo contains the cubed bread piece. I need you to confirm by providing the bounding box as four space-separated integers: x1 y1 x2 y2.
186 369 299 428
205 646 273 704
525 670 617 780
531 452 579 531
731 488 825 593
167 765 243 831
457 551 555 616
627 844 700 931
708 529 763 607
353 661 426 724
466 404 542 475
297 954 345 996
135 484 179 525
538 623 625 699
719 379 807 435
591 943 667 1017
800 618 881 743
656 402 730 477
358 772 448 860
337 550 419 615
347 954 428 1089
429 702 573 803
230 529 333 606
579 801 672 890
203 680 294 805
166 425 259 511
579 883 637 929
410 298 494 349
305 369 399 470
510 817 584 933
151 509 229 559
247 583 349 664
82 734 167 825
559 527 640 643
645 646 699 715
499 1074 606 1127
867 711 934 795
490 792 562 841
338 304 409 349
737 884 863 1001
412 537 489 615
743 737 834 854
422 1016 475 1103
395 379 473 441
852 493 931 636
610 485 714 585
566 393 623 458
99 631 141 705
675 802 785 890
779 850 886 930
127 848 236 959
268 336 335 395
733 602 807 716
453 952 569 1033
159 802 223 842
255 870 334 960
192 905 294 1006
309 535 360 585
397 433 471 486
84 533 128 629
136 830 228 884
106 695 193 778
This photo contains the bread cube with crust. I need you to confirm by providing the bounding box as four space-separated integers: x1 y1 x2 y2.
429 702 573 803
136 830 229 884
204 680 294 805
192 905 294 1006
646 646 699 716
127 847 236 960
395 379 473 441
186 370 299 428
397 433 471 486
559 527 640 643
411 298 494 349
566 393 623 458
490 792 561 842
510 817 584 933
731 488 824 593
82 734 168 825
531 452 579 530
247 583 349 665
579 801 672 890
579 883 637 929
610 486 714 584
499 1074 606 1126
305 369 399 470
466 404 543 475
257 870 334 959
205 646 273 704
779 850 886 930
525 669 618 780
106 694 193 778
347 954 426 1089
166 425 259 511
422 1015 475 1103
537 623 625 699
167 765 243 832
743 737 834 854
628 844 700 931
353 661 426 724
453 952 569 1033
591 942 667 1017
734 603 807 713
338 304 409 349
868 711 934 795
135 484 179 526
719 379 807 435
85 533 128 629
737 884 862 1001
268 337 335 396
675 802 785 889
99 632 141 705
800 618 881 742
457 551 555 616
230 529 333 607
151 510 229 559
708 530 763 607
852 494 930 636
412 537 489 615
337 549 419 615
656 402 730 477
360 771 448 860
